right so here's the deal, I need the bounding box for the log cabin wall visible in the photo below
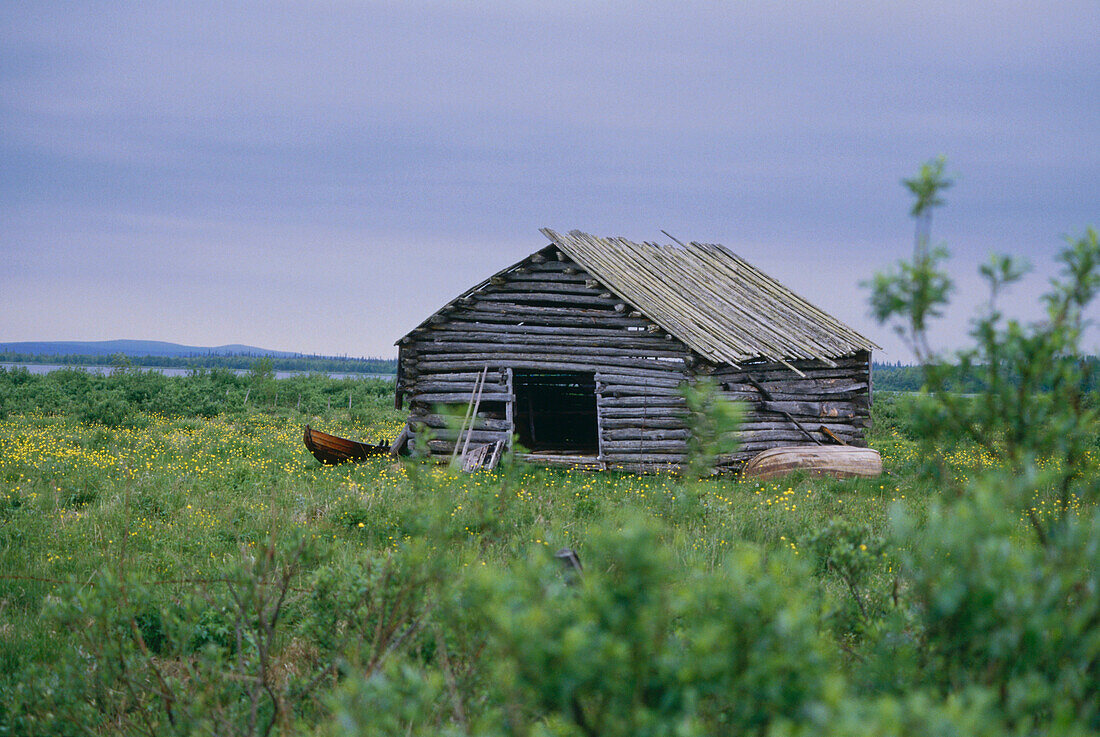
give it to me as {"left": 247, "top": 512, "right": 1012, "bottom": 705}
{"left": 710, "top": 350, "right": 871, "bottom": 469}
{"left": 397, "top": 245, "right": 873, "bottom": 472}
{"left": 399, "top": 246, "right": 693, "bottom": 467}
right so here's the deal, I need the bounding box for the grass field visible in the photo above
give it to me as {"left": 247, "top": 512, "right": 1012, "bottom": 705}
{"left": 1, "top": 384, "right": 1096, "bottom": 735}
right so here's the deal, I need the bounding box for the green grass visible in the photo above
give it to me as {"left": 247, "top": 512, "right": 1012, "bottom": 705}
{"left": 0, "top": 393, "right": 1094, "bottom": 735}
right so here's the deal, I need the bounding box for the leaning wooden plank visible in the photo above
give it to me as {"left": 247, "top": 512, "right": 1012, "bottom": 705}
{"left": 461, "top": 441, "right": 502, "bottom": 472}
{"left": 486, "top": 439, "right": 505, "bottom": 470}
{"left": 453, "top": 366, "right": 487, "bottom": 464}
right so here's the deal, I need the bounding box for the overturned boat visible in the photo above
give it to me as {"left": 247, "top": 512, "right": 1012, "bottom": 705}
{"left": 742, "top": 445, "right": 882, "bottom": 481}
{"left": 303, "top": 425, "right": 389, "bottom": 465}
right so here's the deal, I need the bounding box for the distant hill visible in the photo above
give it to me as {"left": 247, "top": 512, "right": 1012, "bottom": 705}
{"left": 0, "top": 340, "right": 301, "bottom": 358}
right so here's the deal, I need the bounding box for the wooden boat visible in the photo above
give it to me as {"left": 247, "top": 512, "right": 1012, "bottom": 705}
{"left": 742, "top": 445, "right": 882, "bottom": 481}
{"left": 303, "top": 425, "right": 390, "bottom": 465}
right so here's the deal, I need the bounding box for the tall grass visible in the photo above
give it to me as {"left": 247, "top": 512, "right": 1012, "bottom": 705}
{"left": 0, "top": 385, "right": 1095, "bottom": 735}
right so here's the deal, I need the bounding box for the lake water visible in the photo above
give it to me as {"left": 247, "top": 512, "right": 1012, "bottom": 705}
{"left": 0, "top": 363, "right": 395, "bottom": 381}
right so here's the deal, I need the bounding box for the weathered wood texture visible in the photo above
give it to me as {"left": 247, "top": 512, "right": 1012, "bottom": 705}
{"left": 742, "top": 445, "right": 882, "bottom": 480}
{"left": 398, "top": 246, "right": 873, "bottom": 469}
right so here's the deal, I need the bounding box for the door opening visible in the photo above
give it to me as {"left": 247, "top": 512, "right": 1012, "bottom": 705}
{"left": 513, "top": 370, "right": 598, "bottom": 454}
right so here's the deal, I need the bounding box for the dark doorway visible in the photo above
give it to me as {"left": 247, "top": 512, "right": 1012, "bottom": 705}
{"left": 513, "top": 370, "right": 599, "bottom": 454}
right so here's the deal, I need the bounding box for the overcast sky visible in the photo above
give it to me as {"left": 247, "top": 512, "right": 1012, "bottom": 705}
{"left": 2, "top": 1, "right": 1098, "bottom": 360}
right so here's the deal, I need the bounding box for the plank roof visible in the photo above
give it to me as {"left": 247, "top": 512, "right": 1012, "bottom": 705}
{"left": 400, "top": 229, "right": 878, "bottom": 368}
{"left": 543, "top": 230, "right": 877, "bottom": 367}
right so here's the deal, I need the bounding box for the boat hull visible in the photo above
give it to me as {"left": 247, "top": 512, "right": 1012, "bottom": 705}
{"left": 303, "top": 425, "right": 389, "bottom": 465}
{"left": 742, "top": 445, "right": 882, "bottom": 480}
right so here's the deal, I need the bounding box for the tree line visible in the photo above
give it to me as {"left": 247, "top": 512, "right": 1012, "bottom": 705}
{"left": 0, "top": 351, "right": 397, "bottom": 375}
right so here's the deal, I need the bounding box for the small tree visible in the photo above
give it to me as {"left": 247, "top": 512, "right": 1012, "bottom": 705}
{"left": 867, "top": 158, "right": 1099, "bottom": 542}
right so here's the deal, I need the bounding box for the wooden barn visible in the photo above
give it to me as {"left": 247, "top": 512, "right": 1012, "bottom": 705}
{"left": 393, "top": 229, "right": 879, "bottom": 472}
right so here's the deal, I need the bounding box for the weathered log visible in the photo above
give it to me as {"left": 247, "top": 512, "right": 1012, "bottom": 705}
{"left": 415, "top": 355, "right": 685, "bottom": 375}
{"left": 412, "top": 413, "right": 513, "bottom": 432}
{"left": 425, "top": 321, "right": 677, "bottom": 340}
{"left": 473, "top": 292, "right": 622, "bottom": 308}
{"left": 601, "top": 439, "right": 686, "bottom": 451}
{"left": 602, "top": 452, "right": 687, "bottom": 463}
{"left": 456, "top": 301, "right": 625, "bottom": 318}
{"left": 516, "top": 453, "right": 606, "bottom": 470}
{"left": 602, "top": 428, "right": 691, "bottom": 441}
{"left": 487, "top": 280, "right": 600, "bottom": 294}
{"left": 408, "top": 370, "right": 507, "bottom": 384}
{"left": 597, "top": 384, "right": 683, "bottom": 398}
{"left": 448, "top": 310, "right": 653, "bottom": 329}
{"left": 603, "top": 461, "right": 685, "bottom": 473}
{"left": 759, "top": 400, "right": 860, "bottom": 419}
{"left": 721, "top": 382, "right": 868, "bottom": 397}
{"left": 736, "top": 419, "right": 861, "bottom": 435}
{"left": 423, "top": 333, "right": 685, "bottom": 353}
{"left": 501, "top": 274, "right": 592, "bottom": 286}
{"left": 410, "top": 391, "right": 514, "bottom": 404}
{"left": 599, "top": 396, "right": 689, "bottom": 408}
{"left": 417, "top": 342, "right": 689, "bottom": 360}
{"left": 601, "top": 417, "right": 686, "bottom": 430}
{"left": 409, "top": 382, "right": 496, "bottom": 397}
{"left": 421, "top": 427, "right": 511, "bottom": 443}
{"left": 518, "top": 259, "right": 581, "bottom": 273}
{"left": 721, "top": 390, "right": 867, "bottom": 403}
{"left": 597, "top": 372, "right": 685, "bottom": 388}
{"left": 734, "top": 428, "right": 833, "bottom": 443}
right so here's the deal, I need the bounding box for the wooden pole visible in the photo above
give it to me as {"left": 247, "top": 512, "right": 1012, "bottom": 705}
{"left": 453, "top": 366, "right": 488, "bottom": 463}
{"left": 461, "top": 373, "right": 488, "bottom": 461}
